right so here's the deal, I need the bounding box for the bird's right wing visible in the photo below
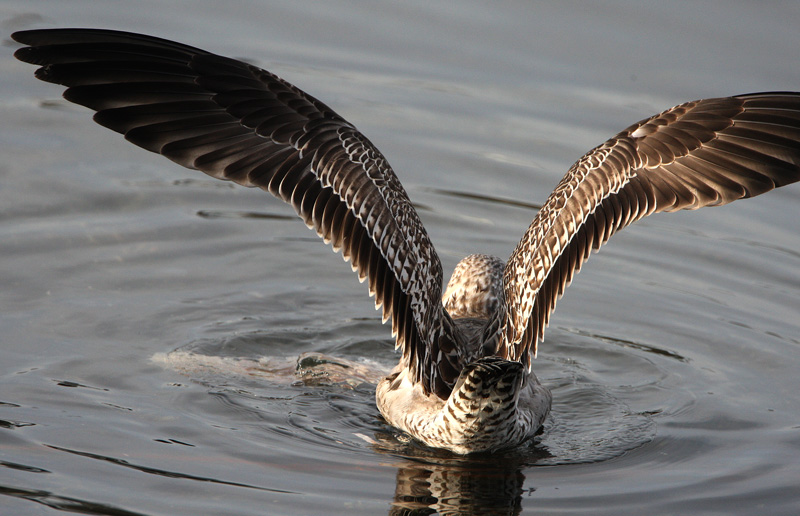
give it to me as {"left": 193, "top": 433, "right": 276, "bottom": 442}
{"left": 493, "top": 93, "right": 800, "bottom": 365}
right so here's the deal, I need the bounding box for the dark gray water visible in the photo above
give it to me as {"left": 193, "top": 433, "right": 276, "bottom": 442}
{"left": 2, "top": 1, "right": 799, "bottom": 514}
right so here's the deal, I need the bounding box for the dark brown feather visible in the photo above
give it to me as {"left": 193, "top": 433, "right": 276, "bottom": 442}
{"left": 13, "top": 28, "right": 458, "bottom": 397}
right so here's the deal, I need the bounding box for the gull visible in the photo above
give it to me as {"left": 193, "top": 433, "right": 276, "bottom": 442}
{"left": 13, "top": 29, "right": 800, "bottom": 454}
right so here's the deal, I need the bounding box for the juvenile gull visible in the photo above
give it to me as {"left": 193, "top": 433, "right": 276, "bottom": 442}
{"left": 13, "top": 29, "right": 800, "bottom": 454}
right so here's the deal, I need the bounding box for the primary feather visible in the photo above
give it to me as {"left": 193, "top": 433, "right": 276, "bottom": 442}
{"left": 14, "top": 29, "right": 800, "bottom": 453}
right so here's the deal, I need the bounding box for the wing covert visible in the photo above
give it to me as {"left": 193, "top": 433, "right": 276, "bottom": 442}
{"left": 13, "top": 28, "right": 461, "bottom": 396}
{"left": 496, "top": 93, "right": 800, "bottom": 365}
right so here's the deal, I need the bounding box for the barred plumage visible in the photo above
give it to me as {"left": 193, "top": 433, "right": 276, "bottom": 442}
{"left": 14, "top": 29, "right": 800, "bottom": 454}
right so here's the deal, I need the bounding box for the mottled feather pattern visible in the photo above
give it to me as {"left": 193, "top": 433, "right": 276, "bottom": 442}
{"left": 497, "top": 95, "right": 800, "bottom": 366}
{"left": 14, "top": 29, "right": 800, "bottom": 454}
{"left": 12, "top": 28, "right": 455, "bottom": 396}
{"left": 442, "top": 254, "right": 505, "bottom": 319}
{"left": 378, "top": 355, "right": 547, "bottom": 454}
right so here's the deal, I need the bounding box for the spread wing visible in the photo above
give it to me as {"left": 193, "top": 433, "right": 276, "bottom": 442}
{"left": 496, "top": 93, "right": 800, "bottom": 365}
{"left": 12, "top": 28, "right": 462, "bottom": 396}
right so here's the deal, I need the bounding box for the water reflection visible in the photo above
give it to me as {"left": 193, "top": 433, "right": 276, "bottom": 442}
{"left": 156, "top": 349, "right": 545, "bottom": 514}
{"left": 0, "top": 485, "right": 147, "bottom": 516}
{"left": 388, "top": 459, "right": 527, "bottom": 515}
{"left": 371, "top": 434, "right": 550, "bottom": 516}
{"left": 157, "top": 342, "right": 658, "bottom": 463}
{"left": 196, "top": 209, "right": 295, "bottom": 221}
{"left": 426, "top": 187, "right": 543, "bottom": 211}
{"left": 564, "top": 328, "right": 688, "bottom": 362}
{"left": 46, "top": 444, "right": 291, "bottom": 493}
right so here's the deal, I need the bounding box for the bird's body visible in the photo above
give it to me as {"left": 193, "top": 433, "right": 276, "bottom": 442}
{"left": 13, "top": 28, "right": 800, "bottom": 454}
{"left": 377, "top": 352, "right": 552, "bottom": 454}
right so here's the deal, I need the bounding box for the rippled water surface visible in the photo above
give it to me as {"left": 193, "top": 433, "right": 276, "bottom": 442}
{"left": 2, "top": 1, "right": 800, "bottom": 514}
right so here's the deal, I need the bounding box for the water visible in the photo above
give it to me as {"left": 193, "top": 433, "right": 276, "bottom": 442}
{"left": 2, "top": 1, "right": 799, "bottom": 514}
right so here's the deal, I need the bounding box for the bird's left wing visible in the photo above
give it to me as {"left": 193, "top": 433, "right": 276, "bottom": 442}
{"left": 12, "top": 28, "right": 462, "bottom": 396}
